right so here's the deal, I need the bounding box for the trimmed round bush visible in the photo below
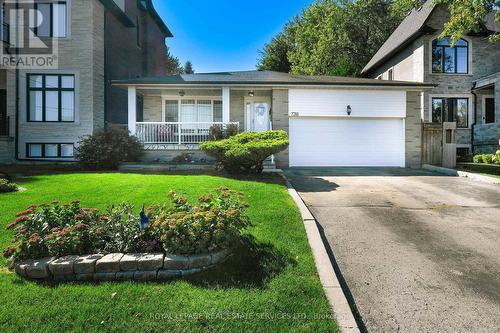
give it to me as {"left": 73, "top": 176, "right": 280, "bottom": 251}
{"left": 200, "top": 130, "right": 289, "bottom": 174}
{"left": 75, "top": 128, "right": 143, "bottom": 170}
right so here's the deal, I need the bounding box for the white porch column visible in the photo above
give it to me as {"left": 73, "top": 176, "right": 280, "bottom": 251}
{"left": 222, "top": 87, "right": 230, "bottom": 123}
{"left": 128, "top": 86, "right": 137, "bottom": 135}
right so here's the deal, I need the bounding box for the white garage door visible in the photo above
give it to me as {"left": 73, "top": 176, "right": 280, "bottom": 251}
{"left": 289, "top": 117, "right": 405, "bottom": 167}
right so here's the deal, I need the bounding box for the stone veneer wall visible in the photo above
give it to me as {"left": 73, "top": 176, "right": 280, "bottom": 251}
{"left": 405, "top": 91, "right": 423, "bottom": 168}
{"left": 271, "top": 89, "right": 290, "bottom": 168}
{"left": 15, "top": 250, "right": 231, "bottom": 282}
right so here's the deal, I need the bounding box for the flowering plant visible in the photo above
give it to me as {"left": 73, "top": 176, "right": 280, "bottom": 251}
{"left": 148, "top": 187, "right": 250, "bottom": 255}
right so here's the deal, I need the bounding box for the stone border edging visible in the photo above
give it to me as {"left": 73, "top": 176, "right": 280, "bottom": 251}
{"left": 281, "top": 174, "right": 360, "bottom": 333}
{"left": 14, "top": 249, "right": 231, "bottom": 282}
{"left": 423, "top": 164, "right": 500, "bottom": 186}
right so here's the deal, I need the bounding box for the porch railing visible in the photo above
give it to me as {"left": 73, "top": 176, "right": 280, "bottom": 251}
{"left": 136, "top": 122, "right": 239, "bottom": 144}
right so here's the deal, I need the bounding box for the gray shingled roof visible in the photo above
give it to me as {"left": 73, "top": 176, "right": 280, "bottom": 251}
{"left": 362, "top": 0, "right": 436, "bottom": 75}
{"left": 113, "top": 70, "right": 435, "bottom": 87}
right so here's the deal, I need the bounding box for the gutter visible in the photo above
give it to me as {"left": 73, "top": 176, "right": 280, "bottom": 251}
{"left": 14, "top": 0, "right": 19, "bottom": 161}
{"left": 112, "top": 82, "right": 437, "bottom": 90}
{"left": 471, "top": 85, "right": 477, "bottom": 154}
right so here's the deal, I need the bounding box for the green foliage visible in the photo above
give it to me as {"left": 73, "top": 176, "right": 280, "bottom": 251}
{"left": 258, "top": 27, "right": 295, "bottom": 72}
{"left": 434, "top": 0, "right": 499, "bottom": 44}
{"left": 171, "top": 153, "right": 193, "bottom": 163}
{"left": 473, "top": 154, "right": 484, "bottom": 163}
{"left": 258, "top": 0, "right": 401, "bottom": 76}
{"left": 165, "top": 45, "right": 183, "bottom": 75}
{"left": 183, "top": 60, "right": 195, "bottom": 74}
{"left": 208, "top": 124, "right": 240, "bottom": 141}
{"left": 3, "top": 201, "right": 100, "bottom": 261}
{"left": 494, "top": 151, "right": 500, "bottom": 165}
{"left": 472, "top": 151, "right": 500, "bottom": 165}
{"left": 3, "top": 187, "right": 251, "bottom": 261}
{"left": 390, "top": 0, "right": 426, "bottom": 20}
{"left": 148, "top": 187, "right": 250, "bottom": 255}
{"left": 89, "top": 203, "right": 158, "bottom": 254}
{"left": 0, "top": 179, "right": 17, "bottom": 193}
{"left": 75, "top": 127, "right": 143, "bottom": 170}
{"left": 200, "top": 130, "right": 289, "bottom": 174}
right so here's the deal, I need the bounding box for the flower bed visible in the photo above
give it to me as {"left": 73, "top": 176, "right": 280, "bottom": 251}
{"left": 4, "top": 187, "right": 248, "bottom": 281}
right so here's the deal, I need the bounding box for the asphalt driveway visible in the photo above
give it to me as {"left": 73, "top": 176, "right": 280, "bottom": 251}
{"left": 285, "top": 167, "right": 500, "bottom": 333}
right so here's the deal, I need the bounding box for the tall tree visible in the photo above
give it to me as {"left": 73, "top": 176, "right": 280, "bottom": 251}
{"left": 259, "top": 0, "right": 400, "bottom": 77}
{"left": 391, "top": 0, "right": 499, "bottom": 43}
{"left": 183, "top": 61, "right": 195, "bottom": 74}
{"left": 434, "top": 0, "right": 499, "bottom": 43}
{"left": 165, "top": 46, "right": 183, "bottom": 75}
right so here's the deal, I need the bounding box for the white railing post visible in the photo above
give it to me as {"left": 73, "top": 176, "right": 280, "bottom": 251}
{"left": 222, "top": 87, "right": 230, "bottom": 123}
{"left": 128, "top": 86, "right": 137, "bottom": 135}
{"left": 178, "top": 122, "right": 182, "bottom": 145}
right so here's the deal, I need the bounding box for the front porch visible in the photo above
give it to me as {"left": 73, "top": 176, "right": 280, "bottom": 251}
{"left": 126, "top": 86, "right": 273, "bottom": 149}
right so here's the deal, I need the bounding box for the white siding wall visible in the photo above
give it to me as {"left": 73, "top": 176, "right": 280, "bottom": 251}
{"left": 288, "top": 89, "right": 407, "bottom": 118}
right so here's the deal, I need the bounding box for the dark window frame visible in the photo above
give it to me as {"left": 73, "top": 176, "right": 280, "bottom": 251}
{"left": 27, "top": 73, "right": 75, "bottom": 122}
{"left": 388, "top": 68, "right": 394, "bottom": 81}
{"left": 432, "top": 37, "right": 469, "bottom": 74}
{"left": 26, "top": 142, "right": 74, "bottom": 158}
{"left": 432, "top": 97, "right": 469, "bottom": 128}
{"left": 484, "top": 97, "right": 495, "bottom": 124}
{"left": 34, "top": 1, "right": 68, "bottom": 38}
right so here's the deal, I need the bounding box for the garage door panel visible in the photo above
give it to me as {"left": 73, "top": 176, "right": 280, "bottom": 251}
{"left": 290, "top": 118, "right": 404, "bottom": 167}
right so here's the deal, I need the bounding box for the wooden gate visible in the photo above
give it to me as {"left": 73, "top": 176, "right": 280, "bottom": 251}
{"left": 422, "top": 123, "right": 442, "bottom": 166}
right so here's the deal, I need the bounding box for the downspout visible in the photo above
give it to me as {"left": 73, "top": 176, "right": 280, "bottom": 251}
{"left": 14, "top": 0, "right": 19, "bottom": 161}
{"left": 471, "top": 85, "right": 477, "bottom": 155}
{"left": 103, "top": 10, "right": 108, "bottom": 128}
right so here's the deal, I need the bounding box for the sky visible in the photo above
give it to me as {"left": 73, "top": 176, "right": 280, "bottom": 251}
{"left": 152, "top": 0, "right": 314, "bottom": 73}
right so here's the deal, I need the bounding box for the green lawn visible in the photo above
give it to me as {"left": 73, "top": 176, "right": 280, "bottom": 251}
{"left": 0, "top": 173, "right": 338, "bottom": 333}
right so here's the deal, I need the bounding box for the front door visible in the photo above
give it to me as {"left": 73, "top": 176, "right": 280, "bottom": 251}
{"left": 485, "top": 97, "right": 495, "bottom": 124}
{"left": 245, "top": 98, "right": 270, "bottom": 132}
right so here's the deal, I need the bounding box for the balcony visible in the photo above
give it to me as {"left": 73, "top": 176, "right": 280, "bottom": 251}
{"left": 136, "top": 122, "right": 239, "bottom": 145}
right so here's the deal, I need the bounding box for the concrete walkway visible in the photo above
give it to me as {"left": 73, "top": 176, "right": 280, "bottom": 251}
{"left": 285, "top": 167, "right": 500, "bottom": 333}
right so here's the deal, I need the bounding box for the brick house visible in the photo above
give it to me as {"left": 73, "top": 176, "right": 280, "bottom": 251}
{"left": 362, "top": 0, "right": 500, "bottom": 158}
{"left": 0, "top": 0, "right": 172, "bottom": 163}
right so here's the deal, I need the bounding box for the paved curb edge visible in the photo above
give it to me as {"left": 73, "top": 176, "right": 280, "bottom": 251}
{"left": 282, "top": 175, "right": 360, "bottom": 333}
{"left": 422, "top": 164, "right": 500, "bottom": 186}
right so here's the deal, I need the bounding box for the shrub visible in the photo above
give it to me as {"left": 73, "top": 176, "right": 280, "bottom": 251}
{"left": 4, "top": 201, "right": 100, "bottom": 261}
{"left": 472, "top": 154, "right": 483, "bottom": 164}
{"left": 3, "top": 188, "right": 250, "bottom": 262}
{"left": 89, "top": 203, "right": 158, "bottom": 254}
{"left": 200, "top": 130, "right": 289, "bottom": 174}
{"left": 482, "top": 154, "right": 493, "bottom": 164}
{"left": 493, "top": 151, "right": 500, "bottom": 165}
{"left": 75, "top": 128, "right": 143, "bottom": 170}
{"left": 171, "top": 153, "right": 193, "bottom": 163}
{"left": 208, "top": 124, "right": 240, "bottom": 141}
{"left": 148, "top": 187, "right": 250, "bottom": 255}
{"left": 0, "top": 179, "right": 17, "bottom": 193}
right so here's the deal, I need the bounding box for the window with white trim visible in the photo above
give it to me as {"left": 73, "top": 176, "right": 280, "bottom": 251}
{"left": 27, "top": 74, "right": 75, "bottom": 122}
{"left": 34, "top": 1, "right": 68, "bottom": 38}
{"left": 164, "top": 99, "right": 223, "bottom": 122}
{"left": 27, "top": 143, "right": 74, "bottom": 158}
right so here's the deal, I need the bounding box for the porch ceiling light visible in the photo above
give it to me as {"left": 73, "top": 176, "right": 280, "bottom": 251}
{"left": 347, "top": 105, "right": 352, "bottom": 116}
{"left": 248, "top": 90, "right": 255, "bottom": 97}
{"left": 179, "top": 90, "right": 185, "bottom": 97}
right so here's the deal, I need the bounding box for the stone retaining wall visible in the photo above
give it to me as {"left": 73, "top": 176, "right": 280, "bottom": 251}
{"left": 14, "top": 250, "right": 231, "bottom": 282}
